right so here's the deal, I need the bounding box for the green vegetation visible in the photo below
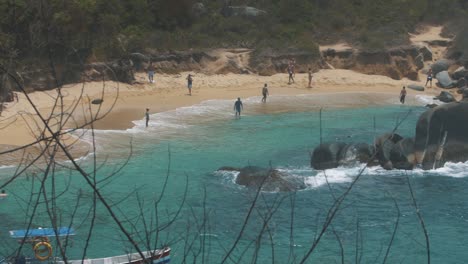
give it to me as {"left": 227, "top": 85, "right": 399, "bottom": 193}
{"left": 0, "top": 0, "right": 467, "bottom": 64}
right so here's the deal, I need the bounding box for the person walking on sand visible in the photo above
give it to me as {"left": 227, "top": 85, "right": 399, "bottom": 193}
{"left": 145, "top": 108, "right": 150, "bottom": 127}
{"left": 262, "top": 83, "right": 269, "bottom": 103}
{"left": 234, "top": 97, "right": 243, "bottom": 118}
{"left": 147, "top": 62, "right": 155, "bottom": 83}
{"left": 287, "top": 64, "right": 294, "bottom": 84}
{"left": 308, "top": 68, "right": 313, "bottom": 88}
{"left": 186, "top": 74, "right": 193, "bottom": 95}
{"left": 292, "top": 59, "right": 296, "bottom": 77}
{"left": 400, "top": 86, "right": 407, "bottom": 104}
{"left": 425, "top": 68, "right": 433, "bottom": 87}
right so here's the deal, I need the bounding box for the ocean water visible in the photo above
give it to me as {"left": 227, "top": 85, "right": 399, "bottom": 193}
{"left": 1, "top": 94, "right": 468, "bottom": 263}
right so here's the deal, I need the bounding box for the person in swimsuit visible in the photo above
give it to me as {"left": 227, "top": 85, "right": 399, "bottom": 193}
{"left": 400, "top": 86, "right": 407, "bottom": 104}
{"left": 308, "top": 68, "right": 313, "bottom": 88}
{"left": 425, "top": 68, "right": 433, "bottom": 87}
{"left": 262, "top": 83, "right": 269, "bottom": 103}
{"left": 186, "top": 74, "right": 193, "bottom": 95}
{"left": 145, "top": 108, "right": 150, "bottom": 127}
{"left": 234, "top": 97, "right": 243, "bottom": 118}
{"left": 147, "top": 62, "right": 155, "bottom": 83}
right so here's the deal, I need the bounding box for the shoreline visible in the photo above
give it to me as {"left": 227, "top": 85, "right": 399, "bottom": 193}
{"left": 0, "top": 69, "right": 450, "bottom": 154}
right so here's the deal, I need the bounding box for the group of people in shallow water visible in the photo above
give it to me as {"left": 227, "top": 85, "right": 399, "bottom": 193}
{"left": 143, "top": 58, "right": 317, "bottom": 125}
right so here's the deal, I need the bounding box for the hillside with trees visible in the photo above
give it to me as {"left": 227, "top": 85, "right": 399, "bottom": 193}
{"left": 1, "top": 0, "right": 467, "bottom": 60}
{"left": 0, "top": 0, "right": 467, "bottom": 95}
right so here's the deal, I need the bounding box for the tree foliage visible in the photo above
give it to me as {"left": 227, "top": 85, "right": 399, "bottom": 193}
{"left": 0, "top": 0, "right": 467, "bottom": 64}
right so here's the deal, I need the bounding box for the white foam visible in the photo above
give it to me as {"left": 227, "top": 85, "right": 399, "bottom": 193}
{"left": 430, "top": 161, "right": 468, "bottom": 178}
{"left": 304, "top": 166, "right": 361, "bottom": 188}
{"left": 414, "top": 94, "right": 443, "bottom": 106}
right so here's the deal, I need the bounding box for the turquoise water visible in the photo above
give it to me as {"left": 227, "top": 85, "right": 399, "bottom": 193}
{"left": 1, "top": 95, "right": 468, "bottom": 263}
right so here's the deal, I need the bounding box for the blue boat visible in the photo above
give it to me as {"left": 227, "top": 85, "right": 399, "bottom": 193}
{"left": 2, "top": 228, "right": 170, "bottom": 264}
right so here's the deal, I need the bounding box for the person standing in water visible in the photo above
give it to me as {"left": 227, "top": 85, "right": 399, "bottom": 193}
{"left": 186, "top": 74, "right": 193, "bottom": 95}
{"left": 234, "top": 97, "right": 243, "bottom": 118}
{"left": 400, "top": 86, "right": 407, "bottom": 104}
{"left": 308, "top": 68, "right": 313, "bottom": 88}
{"left": 425, "top": 68, "right": 433, "bottom": 87}
{"left": 145, "top": 108, "right": 150, "bottom": 127}
{"left": 262, "top": 83, "right": 269, "bottom": 103}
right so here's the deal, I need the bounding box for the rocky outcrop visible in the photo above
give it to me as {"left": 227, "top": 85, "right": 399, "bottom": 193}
{"left": 82, "top": 58, "right": 135, "bottom": 84}
{"left": 435, "top": 71, "right": 456, "bottom": 88}
{"left": 251, "top": 48, "right": 322, "bottom": 76}
{"left": 434, "top": 91, "right": 455, "bottom": 103}
{"left": 321, "top": 45, "right": 428, "bottom": 80}
{"left": 311, "top": 102, "right": 468, "bottom": 170}
{"left": 431, "top": 59, "right": 451, "bottom": 75}
{"left": 310, "top": 142, "right": 376, "bottom": 170}
{"left": 217, "top": 166, "right": 306, "bottom": 192}
{"left": 414, "top": 101, "right": 468, "bottom": 169}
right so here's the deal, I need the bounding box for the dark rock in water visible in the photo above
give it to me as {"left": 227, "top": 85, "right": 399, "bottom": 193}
{"left": 431, "top": 59, "right": 451, "bottom": 75}
{"left": 337, "top": 143, "right": 375, "bottom": 166}
{"left": 389, "top": 137, "right": 415, "bottom": 170}
{"left": 408, "top": 84, "right": 425, "bottom": 91}
{"left": 425, "top": 103, "right": 438, "bottom": 108}
{"left": 218, "top": 166, "right": 306, "bottom": 192}
{"left": 434, "top": 91, "right": 455, "bottom": 103}
{"left": 91, "top": 98, "right": 103, "bottom": 105}
{"left": 374, "top": 133, "right": 404, "bottom": 170}
{"left": 310, "top": 142, "right": 375, "bottom": 170}
{"left": 414, "top": 102, "right": 468, "bottom": 169}
{"left": 436, "top": 71, "right": 455, "bottom": 88}
{"left": 311, "top": 142, "right": 347, "bottom": 170}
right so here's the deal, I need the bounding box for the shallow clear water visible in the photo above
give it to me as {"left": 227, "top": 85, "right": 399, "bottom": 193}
{"left": 1, "top": 95, "right": 468, "bottom": 263}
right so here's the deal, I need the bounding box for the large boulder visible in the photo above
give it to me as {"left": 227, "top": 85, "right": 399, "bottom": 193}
{"left": 311, "top": 142, "right": 375, "bottom": 170}
{"left": 415, "top": 53, "right": 425, "bottom": 69}
{"left": 374, "top": 133, "right": 404, "bottom": 170}
{"left": 218, "top": 166, "right": 306, "bottom": 192}
{"left": 431, "top": 59, "right": 451, "bottom": 75}
{"left": 414, "top": 102, "right": 468, "bottom": 169}
{"left": 408, "top": 84, "right": 425, "bottom": 91}
{"left": 129, "top": 53, "right": 150, "bottom": 71}
{"left": 434, "top": 91, "right": 456, "bottom": 103}
{"left": 456, "top": 77, "right": 467, "bottom": 88}
{"left": 418, "top": 45, "right": 433, "bottom": 61}
{"left": 452, "top": 66, "right": 467, "bottom": 80}
{"left": 311, "top": 142, "right": 347, "bottom": 170}
{"left": 436, "top": 71, "right": 456, "bottom": 88}
{"left": 389, "top": 137, "right": 415, "bottom": 170}
{"left": 337, "top": 143, "right": 375, "bottom": 166}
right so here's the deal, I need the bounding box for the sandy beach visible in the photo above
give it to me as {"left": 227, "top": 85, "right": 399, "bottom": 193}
{"left": 0, "top": 68, "right": 448, "bottom": 151}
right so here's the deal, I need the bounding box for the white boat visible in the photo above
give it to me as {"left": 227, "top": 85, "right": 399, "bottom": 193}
{"left": 2, "top": 227, "right": 171, "bottom": 264}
